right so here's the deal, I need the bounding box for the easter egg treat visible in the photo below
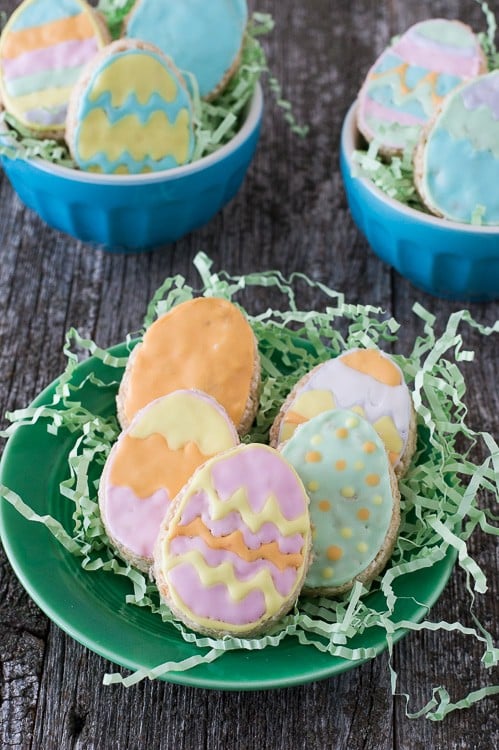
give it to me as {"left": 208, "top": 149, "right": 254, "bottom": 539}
{"left": 414, "top": 70, "right": 499, "bottom": 225}
{"left": 66, "top": 39, "right": 195, "bottom": 174}
{"left": 99, "top": 389, "right": 239, "bottom": 572}
{"left": 357, "top": 18, "right": 486, "bottom": 156}
{"left": 0, "top": 0, "right": 109, "bottom": 137}
{"left": 281, "top": 409, "right": 400, "bottom": 597}
{"left": 270, "top": 348, "right": 416, "bottom": 477}
{"left": 153, "top": 443, "right": 312, "bottom": 637}
{"left": 117, "top": 296, "right": 261, "bottom": 436}
{"left": 124, "top": 0, "right": 248, "bottom": 100}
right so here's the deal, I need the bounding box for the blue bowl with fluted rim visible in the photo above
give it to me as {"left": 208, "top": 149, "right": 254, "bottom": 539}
{"left": 0, "top": 84, "right": 263, "bottom": 253}
{"left": 340, "top": 102, "right": 499, "bottom": 302}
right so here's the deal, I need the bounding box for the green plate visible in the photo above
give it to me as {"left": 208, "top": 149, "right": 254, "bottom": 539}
{"left": 0, "top": 343, "right": 457, "bottom": 690}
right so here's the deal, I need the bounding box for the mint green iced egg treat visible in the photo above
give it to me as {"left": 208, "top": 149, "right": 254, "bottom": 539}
{"left": 281, "top": 409, "right": 400, "bottom": 596}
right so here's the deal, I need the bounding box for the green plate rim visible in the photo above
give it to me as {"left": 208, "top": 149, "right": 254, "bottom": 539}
{"left": 0, "top": 342, "right": 458, "bottom": 691}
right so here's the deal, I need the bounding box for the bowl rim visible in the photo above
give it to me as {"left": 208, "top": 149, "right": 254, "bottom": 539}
{"left": 0, "top": 83, "right": 263, "bottom": 185}
{"left": 341, "top": 100, "right": 499, "bottom": 235}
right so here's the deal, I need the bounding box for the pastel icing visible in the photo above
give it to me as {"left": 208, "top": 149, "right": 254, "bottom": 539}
{"left": 357, "top": 19, "right": 484, "bottom": 152}
{"left": 121, "top": 297, "right": 257, "bottom": 431}
{"left": 101, "top": 389, "right": 239, "bottom": 561}
{"left": 126, "top": 0, "right": 248, "bottom": 98}
{"left": 0, "top": 0, "right": 106, "bottom": 133}
{"left": 418, "top": 70, "right": 499, "bottom": 225}
{"left": 277, "top": 349, "right": 412, "bottom": 469}
{"left": 281, "top": 409, "right": 396, "bottom": 590}
{"left": 155, "top": 444, "right": 311, "bottom": 633}
{"left": 72, "top": 46, "right": 194, "bottom": 174}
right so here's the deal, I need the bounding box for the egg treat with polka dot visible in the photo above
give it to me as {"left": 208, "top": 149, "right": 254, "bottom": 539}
{"left": 99, "top": 389, "right": 239, "bottom": 572}
{"left": 270, "top": 348, "right": 416, "bottom": 477}
{"left": 0, "top": 0, "right": 109, "bottom": 138}
{"left": 281, "top": 409, "right": 400, "bottom": 597}
{"left": 153, "top": 444, "right": 311, "bottom": 637}
{"left": 117, "top": 297, "right": 260, "bottom": 436}
{"left": 124, "top": 0, "right": 248, "bottom": 100}
{"left": 414, "top": 70, "right": 499, "bottom": 225}
{"left": 357, "top": 19, "right": 486, "bottom": 156}
{"left": 66, "top": 39, "right": 195, "bottom": 174}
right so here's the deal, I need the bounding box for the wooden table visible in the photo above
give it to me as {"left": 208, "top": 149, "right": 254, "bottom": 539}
{"left": 1, "top": 1, "right": 498, "bottom": 747}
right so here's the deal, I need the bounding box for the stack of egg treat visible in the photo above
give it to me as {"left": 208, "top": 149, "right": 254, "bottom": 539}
{"left": 0, "top": 0, "right": 249, "bottom": 175}
{"left": 99, "top": 295, "right": 416, "bottom": 637}
{"left": 356, "top": 16, "right": 499, "bottom": 225}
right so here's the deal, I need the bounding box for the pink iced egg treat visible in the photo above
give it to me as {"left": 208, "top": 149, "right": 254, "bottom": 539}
{"left": 99, "top": 389, "right": 239, "bottom": 572}
{"left": 153, "top": 444, "right": 312, "bottom": 636}
{"left": 357, "top": 18, "right": 486, "bottom": 154}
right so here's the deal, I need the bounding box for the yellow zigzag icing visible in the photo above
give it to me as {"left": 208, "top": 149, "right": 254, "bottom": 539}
{"left": 89, "top": 54, "right": 178, "bottom": 107}
{"left": 184, "top": 477, "right": 309, "bottom": 536}
{"left": 77, "top": 107, "right": 191, "bottom": 164}
{"left": 165, "top": 549, "right": 287, "bottom": 612}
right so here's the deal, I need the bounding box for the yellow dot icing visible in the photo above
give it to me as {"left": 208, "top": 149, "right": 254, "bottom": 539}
{"left": 341, "top": 527, "right": 353, "bottom": 539}
{"left": 341, "top": 486, "right": 355, "bottom": 499}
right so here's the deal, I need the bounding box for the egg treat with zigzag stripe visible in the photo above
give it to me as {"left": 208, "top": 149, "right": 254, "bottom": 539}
{"left": 99, "top": 390, "right": 239, "bottom": 572}
{"left": 66, "top": 39, "right": 195, "bottom": 174}
{"left": 357, "top": 19, "right": 486, "bottom": 156}
{"left": 117, "top": 297, "right": 261, "bottom": 437}
{"left": 0, "top": 0, "right": 109, "bottom": 138}
{"left": 281, "top": 409, "right": 400, "bottom": 597}
{"left": 153, "top": 444, "right": 312, "bottom": 637}
{"left": 124, "top": 0, "right": 248, "bottom": 100}
{"left": 270, "top": 348, "right": 416, "bottom": 477}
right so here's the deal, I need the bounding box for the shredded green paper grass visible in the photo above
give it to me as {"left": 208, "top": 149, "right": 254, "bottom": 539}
{"left": 1, "top": 253, "right": 498, "bottom": 719}
{"left": 351, "top": 1, "right": 499, "bottom": 216}
{"left": 0, "top": 4, "right": 306, "bottom": 167}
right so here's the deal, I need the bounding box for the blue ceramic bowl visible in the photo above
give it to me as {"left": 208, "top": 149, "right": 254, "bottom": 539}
{"left": 340, "top": 102, "right": 499, "bottom": 302}
{"left": 0, "top": 85, "right": 263, "bottom": 253}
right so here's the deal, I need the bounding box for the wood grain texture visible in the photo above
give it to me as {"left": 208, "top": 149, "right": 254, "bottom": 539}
{"left": 0, "top": 1, "right": 497, "bottom": 748}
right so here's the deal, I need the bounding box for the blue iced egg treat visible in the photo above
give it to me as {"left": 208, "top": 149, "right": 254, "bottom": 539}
{"left": 125, "top": 0, "right": 248, "bottom": 99}
{"left": 415, "top": 70, "right": 499, "bottom": 225}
